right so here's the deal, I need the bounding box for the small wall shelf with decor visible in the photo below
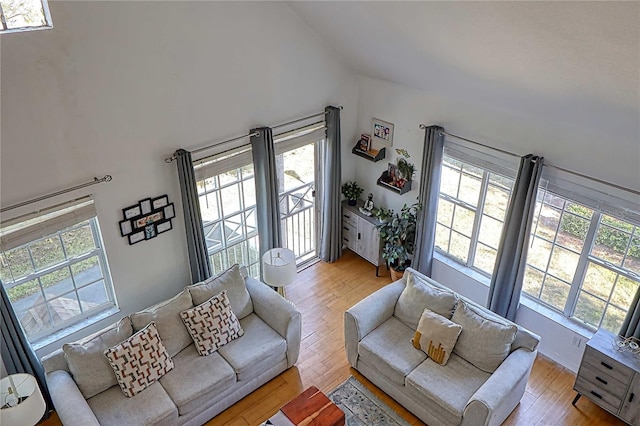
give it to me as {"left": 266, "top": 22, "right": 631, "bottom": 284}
{"left": 377, "top": 170, "right": 412, "bottom": 195}
{"left": 352, "top": 142, "right": 385, "bottom": 162}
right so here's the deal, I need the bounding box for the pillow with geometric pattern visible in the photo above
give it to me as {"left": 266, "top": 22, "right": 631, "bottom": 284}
{"left": 103, "top": 322, "right": 174, "bottom": 397}
{"left": 180, "top": 290, "right": 244, "bottom": 356}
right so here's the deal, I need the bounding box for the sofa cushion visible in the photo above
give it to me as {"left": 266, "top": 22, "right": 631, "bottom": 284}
{"left": 358, "top": 316, "right": 427, "bottom": 386}
{"left": 217, "top": 313, "right": 287, "bottom": 381}
{"left": 62, "top": 317, "right": 133, "bottom": 399}
{"left": 394, "top": 273, "right": 458, "bottom": 329}
{"left": 406, "top": 354, "right": 491, "bottom": 423}
{"left": 87, "top": 382, "right": 178, "bottom": 426}
{"left": 159, "top": 344, "right": 236, "bottom": 416}
{"left": 180, "top": 290, "right": 244, "bottom": 356}
{"left": 451, "top": 300, "right": 517, "bottom": 373}
{"left": 412, "top": 308, "right": 462, "bottom": 366}
{"left": 187, "top": 264, "right": 253, "bottom": 319}
{"left": 104, "top": 322, "right": 174, "bottom": 397}
{"left": 130, "top": 290, "right": 194, "bottom": 357}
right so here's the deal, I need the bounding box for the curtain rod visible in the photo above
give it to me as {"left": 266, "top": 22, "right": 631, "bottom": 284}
{"left": 0, "top": 175, "right": 113, "bottom": 214}
{"left": 419, "top": 124, "right": 640, "bottom": 197}
{"left": 165, "top": 106, "right": 343, "bottom": 163}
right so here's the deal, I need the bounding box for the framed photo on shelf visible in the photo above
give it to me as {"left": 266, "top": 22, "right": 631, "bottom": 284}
{"left": 358, "top": 134, "right": 371, "bottom": 152}
{"left": 372, "top": 118, "right": 394, "bottom": 147}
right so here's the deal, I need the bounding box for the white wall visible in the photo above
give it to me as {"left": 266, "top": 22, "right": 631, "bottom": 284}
{"left": 1, "top": 1, "right": 358, "bottom": 357}
{"left": 354, "top": 75, "right": 639, "bottom": 372}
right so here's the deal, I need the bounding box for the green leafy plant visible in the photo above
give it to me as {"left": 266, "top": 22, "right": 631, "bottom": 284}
{"left": 341, "top": 181, "right": 364, "bottom": 202}
{"left": 373, "top": 207, "right": 394, "bottom": 223}
{"left": 397, "top": 158, "right": 416, "bottom": 181}
{"left": 378, "top": 202, "right": 422, "bottom": 271}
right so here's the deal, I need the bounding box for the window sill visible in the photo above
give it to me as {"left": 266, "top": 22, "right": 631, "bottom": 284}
{"left": 433, "top": 252, "right": 594, "bottom": 340}
{"left": 31, "top": 306, "right": 121, "bottom": 351}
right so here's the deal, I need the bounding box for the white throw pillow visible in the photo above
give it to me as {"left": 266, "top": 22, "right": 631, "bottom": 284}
{"left": 412, "top": 308, "right": 462, "bottom": 366}
{"left": 187, "top": 264, "right": 253, "bottom": 319}
{"left": 394, "top": 273, "right": 458, "bottom": 329}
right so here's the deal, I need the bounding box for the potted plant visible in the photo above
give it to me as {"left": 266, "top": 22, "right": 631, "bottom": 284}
{"left": 373, "top": 207, "right": 394, "bottom": 224}
{"left": 341, "top": 181, "right": 364, "bottom": 206}
{"left": 395, "top": 148, "right": 416, "bottom": 189}
{"left": 378, "top": 202, "right": 422, "bottom": 280}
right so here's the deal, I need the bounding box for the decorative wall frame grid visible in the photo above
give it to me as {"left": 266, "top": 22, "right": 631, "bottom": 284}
{"left": 120, "top": 194, "right": 175, "bottom": 244}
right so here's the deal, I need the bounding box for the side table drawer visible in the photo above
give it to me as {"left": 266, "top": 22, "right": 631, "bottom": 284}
{"left": 583, "top": 346, "right": 633, "bottom": 385}
{"left": 578, "top": 361, "right": 628, "bottom": 399}
{"left": 574, "top": 376, "right": 621, "bottom": 415}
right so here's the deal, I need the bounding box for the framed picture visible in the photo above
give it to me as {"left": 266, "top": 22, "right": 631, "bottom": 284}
{"left": 372, "top": 118, "right": 394, "bottom": 147}
{"left": 145, "top": 223, "right": 157, "bottom": 240}
{"left": 134, "top": 211, "right": 163, "bottom": 229}
{"left": 152, "top": 195, "right": 169, "bottom": 210}
{"left": 123, "top": 204, "right": 141, "bottom": 220}
{"left": 119, "top": 220, "right": 133, "bottom": 236}
{"left": 386, "top": 163, "right": 399, "bottom": 184}
{"left": 140, "top": 198, "right": 152, "bottom": 215}
{"left": 129, "top": 231, "right": 145, "bottom": 245}
{"left": 156, "top": 220, "right": 172, "bottom": 234}
{"left": 358, "top": 134, "right": 371, "bottom": 152}
{"left": 164, "top": 203, "right": 175, "bottom": 220}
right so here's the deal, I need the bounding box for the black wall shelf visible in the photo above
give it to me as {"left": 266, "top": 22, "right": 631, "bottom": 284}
{"left": 377, "top": 171, "right": 412, "bottom": 195}
{"left": 352, "top": 142, "right": 385, "bottom": 162}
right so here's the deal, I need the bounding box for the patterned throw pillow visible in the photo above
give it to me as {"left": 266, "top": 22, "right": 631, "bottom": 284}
{"left": 180, "top": 290, "right": 244, "bottom": 356}
{"left": 104, "top": 322, "right": 174, "bottom": 397}
{"left": 412, "top": 308, "right": 462, "bottom": 366}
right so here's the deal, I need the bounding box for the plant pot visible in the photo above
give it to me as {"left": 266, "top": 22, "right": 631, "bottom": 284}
{"left": 389, "top": 264, "right": 404, "bottom": 281}
{"left": 348, "top": 199, "right": 357, "bottom": 206}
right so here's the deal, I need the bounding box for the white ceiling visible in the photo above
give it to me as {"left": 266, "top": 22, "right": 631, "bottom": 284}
{"left": 288, "top": 1, "right": 639, "bottom": 126}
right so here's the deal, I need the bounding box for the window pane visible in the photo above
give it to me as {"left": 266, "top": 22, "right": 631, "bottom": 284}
{"left": 4, "top": 246, "right": 35, "bottom": 280}
{"left": 523, "top": 266, "right": 544, "bottom": 298}
{"left": 527, "top": 238, "right": 553, "bottom": 271}
{"left": 449, "top": 232, "right": 470, "bottom": 263}
{"left": 71, "top": 256, "right": 101, "bottom": 288}
{"left": 0, "top": 254, "right": 13, "bottom": 282}
{"left": 30, "top": 236, "right": 65, "bottom": 271}
{"left": 592, "top": 225, "right": 629, "bottom": 266}
{"left": 484, "top": 184, "right": 510, "bottom": 220}
{"left": 473, "top": 243, "right": 497, "bottom": 275}
{"left": 558, "top": 213, "right": 590, "bottom": 252}
{"left": 243, "top": 177, "right": 256, "bottom": 208}
{"left": 220, "top": 184, "right": 241, "bottom": 216}
{"left": 601, "top": 305, "right": 627, "bottom": 334}
{"left": 441, "top": 166, "right": 460, "bottom": 198}
{"left": 6, "top": 277, "right": 40, "bottom": 305}
{"left": 437, "top": 199, "right": 454, "bottom": 228}
{"left": 78, "top": 280, "right": 108, "bottom": 310}
{"left": 624, "top": 235, "right": 640, "bottom": 275}
{"left": 547, "top": 246, "right": 580, "bottom": 283}
{"left": 19, "top": 302, "right": 53, "bottom": 340}
{"left": 225, "top": 213, "right": 245, "bottom": 245}
{"left": 1, "top": 0, "right": 46, "bottom": 30}
{"left": 219, "top": 169, "right": 239, "bottom": 186}
{"left": 611, "top": 275, "right": 639, "bottom": 309}
{"left": 582, "top": 262, "right": 616, "bottom": 301}
{"left": 200, "top": 192, "right": 221, "bottom": 223}
{"left": 61, "top": 224, "right": 95, "bottom": 258}
{"left": 535, "top": 205, "right": 561, "bottom": 240}
{"left": 435, "top": 224, "right": 450, "bottom": 252}
{"left": 478, "top": 215, "right": 502, "bottom": 249}
{"left": 458, "top": 174, "right": 481, "bottom": 206}
{"left": 540, "top": 276, "right": 570, "bottom": 311}
{"left": 452, "top": 206, "right": 474, "bottom": 236}
{"left": 573, "top": 292, "right": 606, "bottom": 329}
{"left": 42, "top": 267, "right": 73, "bottom": 298}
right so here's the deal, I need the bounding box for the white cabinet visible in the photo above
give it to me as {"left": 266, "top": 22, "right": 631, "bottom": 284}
{"left": 342, "top": 201, "right": 384, "bottom": 275}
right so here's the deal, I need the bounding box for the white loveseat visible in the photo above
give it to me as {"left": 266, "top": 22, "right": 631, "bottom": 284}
{"left": 41, "top": 265, "right": 301, "bottom": 426}
{"left": 344, "top": 268, "right": 540, "bottom": 426}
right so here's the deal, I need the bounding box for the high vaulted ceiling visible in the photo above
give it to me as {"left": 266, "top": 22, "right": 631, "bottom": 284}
{"left": 289, "top": 1, "right": 639, "bottom": 137}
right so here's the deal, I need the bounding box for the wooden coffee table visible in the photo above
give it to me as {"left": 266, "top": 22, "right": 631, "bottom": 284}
{"left": 265, "top": 386, "right": 345, "bottom": 426}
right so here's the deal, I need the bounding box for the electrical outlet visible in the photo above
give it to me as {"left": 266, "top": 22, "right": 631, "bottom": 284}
{"left": 572, "top": 336, "right": 582, "bottom": 348}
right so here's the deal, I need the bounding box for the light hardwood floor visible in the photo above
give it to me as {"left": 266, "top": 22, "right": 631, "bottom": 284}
{"left": 41, "top": 251, "right": 625, "bottom": 426}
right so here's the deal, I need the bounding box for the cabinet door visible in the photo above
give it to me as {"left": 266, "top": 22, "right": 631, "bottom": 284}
{"left": 357, "top": 220, "right": 382, "bottom": 266}
{"left": 620, "top": 374, "right": 640, "bottom": 424}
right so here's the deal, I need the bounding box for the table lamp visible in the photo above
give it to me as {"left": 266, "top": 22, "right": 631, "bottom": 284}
{"left": 262, "top": 248, "right": 297, "bottom": 298}
{"left": 0, "top": 373, "right": 46, "bottom": 426}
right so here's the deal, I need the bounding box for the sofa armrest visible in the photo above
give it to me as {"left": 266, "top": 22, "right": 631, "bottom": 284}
{"left": 463, "top": 348, "right": 537, "bottom": 426}
{"left": 344, "top": 280, "right": 405, "bottom": 368}
{"left": 47, "top": 370, "right": 100, "bottom": 426}
{"left": 246, "top": 277, "right": 302, "bottom": 368}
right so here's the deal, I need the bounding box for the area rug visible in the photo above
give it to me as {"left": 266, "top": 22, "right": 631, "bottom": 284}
{"left": 327, "top": 376, "right": 411, "bottom": 426}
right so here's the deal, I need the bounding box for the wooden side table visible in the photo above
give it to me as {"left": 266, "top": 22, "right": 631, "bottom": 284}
{"left": 268, "top": 386, "right": 345, "bottom": 426}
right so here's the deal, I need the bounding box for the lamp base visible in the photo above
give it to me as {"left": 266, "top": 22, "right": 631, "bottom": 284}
{"left": 277, "top": 287, "right": 286, "bottom": 298}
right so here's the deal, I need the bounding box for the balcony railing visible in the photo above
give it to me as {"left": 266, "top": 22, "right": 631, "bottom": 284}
{"left": 279, "top": 182, "right": 316, "bottom": 265}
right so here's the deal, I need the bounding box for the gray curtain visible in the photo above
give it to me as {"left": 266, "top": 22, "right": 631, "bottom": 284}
{"left": 412, "top": 125, "right": 445, "bottom": 276}
{"left": 251, "top": 127, "right": 282, "bottom": 273}
{"left": 620, "top": 289, "right": 640, "bottom": 338}
{"left": 487, "top": 154, "right": 544, "bottom": 321}
{"left": 1, "top": 280, "right": 52, "bottom": 419}
{"left": 176, "top": 149, "right": 212, "bottom": 283}
{"left": 320, "top": 106, "right": 342, "bottom": 262}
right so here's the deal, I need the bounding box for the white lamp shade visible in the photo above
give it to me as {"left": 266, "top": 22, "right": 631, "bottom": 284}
{"left": 0, "top": 373, "right": 46, "bottom": 426}
{"left": 262, "top": 248, "right": 297, "bottom": 288}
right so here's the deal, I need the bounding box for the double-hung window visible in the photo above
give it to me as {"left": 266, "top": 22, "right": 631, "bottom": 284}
{"left": 435, "top": 146, "right": 516, "bottom": 276}
{"left": 523, "top": 186, "right": 640, "bottom": 333}
{"left": 0, "top": 197, "right": 116, "bottom": 344}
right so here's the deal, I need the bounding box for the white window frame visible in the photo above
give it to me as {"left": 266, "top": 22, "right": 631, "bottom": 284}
{"left": 0, "top": 0, "right": 53, "bottom": 34}
{"left": 0, "top": 198, "right": 116, "bottom": 344}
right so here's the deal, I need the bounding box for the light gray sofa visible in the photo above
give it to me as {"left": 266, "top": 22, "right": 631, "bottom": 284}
{"left": 41, "top": 265, "right": 301, "bottom": 426}
{"left": 345, "top": 268, "right": 540, "bottom": 426}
